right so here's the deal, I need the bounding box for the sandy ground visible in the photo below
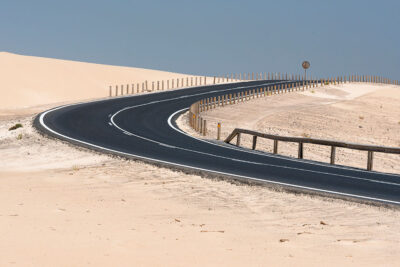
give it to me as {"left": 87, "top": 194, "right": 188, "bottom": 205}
{"left": 0, "top": 90, "right": 398, "bottom": 266}
{"left": 0, "top": 52, "right": 222, "bottom": 111}
{"left": 1, "top": 110, "right": 400, "bottom": 267}
{"left": 181, "top": 83, "right": 400, "bottom": 174}
{"left": 1, "top": 53, "right": 400, "bottom": 266}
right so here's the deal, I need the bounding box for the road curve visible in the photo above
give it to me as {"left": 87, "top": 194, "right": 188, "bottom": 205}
{"left": 34, "top": 80, "right": 400, "bottom": 206}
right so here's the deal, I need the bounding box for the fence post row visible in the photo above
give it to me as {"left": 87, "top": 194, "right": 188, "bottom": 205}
{"left": 222, "top": 128, "right": 399, "bottom": 171}
{"left": 118, "top": 73, "right": 399, "bottom": 153}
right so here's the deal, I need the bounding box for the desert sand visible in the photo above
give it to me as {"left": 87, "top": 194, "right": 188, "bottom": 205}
{"left": 181, "top": 83, "right": 400, "bottom": 174}
{"left": 1, "top": 53, "right": 400, "bottom": 266}
{"left": 0, "top": 52, "right": 206, "bottom": 111}
{"left": 1, "top": 111, "right": 400, "bottom": 267}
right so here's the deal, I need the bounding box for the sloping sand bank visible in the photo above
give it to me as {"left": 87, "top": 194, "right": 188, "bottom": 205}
{"left": 0, "top": 52, "right": 196, "bottom": 110}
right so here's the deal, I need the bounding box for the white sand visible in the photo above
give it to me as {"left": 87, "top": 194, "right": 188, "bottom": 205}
{"left": 1, "top": 112, "right": 400, "bottom": 266}
{"left": 183, "top": 83, "right": 400, "bottom": 174}
{"left": 0, "top": 52, "right": 204, "bottom": 110}
{"left": 1, "top": 54, "right": 400, "bottom": 266}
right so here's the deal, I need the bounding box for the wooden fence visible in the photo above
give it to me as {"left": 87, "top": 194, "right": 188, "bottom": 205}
{"left": 186, "top": 73, "right": 399, "bottom": 171}
{"left": 109, "top": 73, "right": 399, "bottom": 98}
{"left": 224, "top": 128, "right": 400, "bottom": 171}
{"left": 107, "top": 71, "right": 331, "bottom": 97}
{"left": 188, "top": 74, "right": 399, "bottom": 137}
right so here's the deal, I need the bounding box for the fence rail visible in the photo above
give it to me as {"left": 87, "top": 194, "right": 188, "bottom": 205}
{"left": 185, "top": 73, "right": 399, "bottom": 172}
{"left": 224, "top": 128, "right": 400, "bottom": 171}
{"left": 188, "top": 73, "right": 399, "bottom": 138}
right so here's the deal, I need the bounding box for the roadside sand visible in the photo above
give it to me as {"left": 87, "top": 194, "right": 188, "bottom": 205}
{"left": 0, "top": 52, "right": 215, "bottom": 111}
{"left": 181, "top": 83, "right": 400, "bottom": 174}
{"left": 1, "top": 111, "right": 400, "bottom": 267}
{"left": 1, "top": 53, "right": 399, "bottom": 266}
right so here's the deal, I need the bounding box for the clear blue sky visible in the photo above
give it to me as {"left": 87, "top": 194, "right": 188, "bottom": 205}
{"left": 1, "top": 0, "right": 399, "bottom": 79}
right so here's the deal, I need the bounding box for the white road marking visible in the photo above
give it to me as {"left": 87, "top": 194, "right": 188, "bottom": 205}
{"left": 167, "top": 108, "right": 400, "bottom": 177}
{"left": 38, "top": 83, "right": 400, "bottom": 205}
{"left": 109, "top": 92, "right": 400, "bottom": 188}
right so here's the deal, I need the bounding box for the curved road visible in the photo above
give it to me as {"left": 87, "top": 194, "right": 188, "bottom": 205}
{"left": 34, "top": 80, "right": 400, "bottom": 206}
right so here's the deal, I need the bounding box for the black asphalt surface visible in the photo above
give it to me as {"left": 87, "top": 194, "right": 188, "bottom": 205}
{"left": 34, "top": 80, "right": 400, "bottom": 206}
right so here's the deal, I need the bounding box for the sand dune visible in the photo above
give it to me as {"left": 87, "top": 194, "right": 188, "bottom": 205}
{"left": 0, "top": 52, "right": 196, "bottom": 110}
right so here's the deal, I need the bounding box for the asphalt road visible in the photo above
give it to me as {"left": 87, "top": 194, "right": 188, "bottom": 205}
{"left": 34, "top": 80, "right": 400, "bottom": 206}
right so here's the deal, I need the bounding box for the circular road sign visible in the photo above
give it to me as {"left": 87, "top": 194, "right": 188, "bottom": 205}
{"left": 302, "top": 61, "right": 310, "bottom": 70}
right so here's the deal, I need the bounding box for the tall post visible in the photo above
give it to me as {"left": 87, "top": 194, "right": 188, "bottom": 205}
{"left": 273, "top": 140, "right": 278, "bottom": 154}
{"left": 217, "top": 122, "right": 221, "bottom": 140}
{"left": 367, "top": 151, "right": 374, "bottom": 171}
{"left": 330, "top": 146, "right": 336, "bottom": 165}
{"left": 252, "top": 136, "right": 258, "bottom": 150}
{"left": 236, "top": 133, "right": 241, "bottom": 146}
{"left": 298, "top": 142, "right": 304, "bottom": 159}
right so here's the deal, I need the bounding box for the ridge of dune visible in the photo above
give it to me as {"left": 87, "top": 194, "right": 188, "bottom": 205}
{"left": 0, "top": 52, "right": 192, "bottom": 109}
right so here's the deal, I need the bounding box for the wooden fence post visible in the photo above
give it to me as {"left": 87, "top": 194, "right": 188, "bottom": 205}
{"left": 252, "top": 136, "right": 258, "bottom": 150}
{"left": 298, "top": 142, "right": 304, "bottom": 159}
{"left": 367, "top": 151, "right": 374, "bottom": 171}
{"left": 273, "top": 140, "right": 278, "bottom": 154}
{"left": 330, "top": 146, "right": 336, "bottom": 165}
{"left": 217, "top": 122, "right": 221, "bottom": 140}
{"left": 203, "top": 120, "right": 207, "bottom": 136}
{"left": 109, "top": 86, "right": 112, "bottom": 97}
{"left": 236, "top": 133, "right": 241, "bottom": 146}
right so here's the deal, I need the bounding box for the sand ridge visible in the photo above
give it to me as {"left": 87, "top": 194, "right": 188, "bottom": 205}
{"left": 0, "top": 52, "right": 199, "bottom": 110}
